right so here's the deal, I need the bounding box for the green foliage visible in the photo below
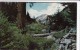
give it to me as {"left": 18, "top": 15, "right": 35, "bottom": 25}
{"left": 0, "top": 11, "right": 54, "bottom": 49}
{"left": 31, "top": 37, "right": 54, "bottom": 50}
{"left": 61, "top": 8, "right": 75, "bottom": 26}
{"left": 0, "top": 11, "right": 24, "bottom": 48}
{"left": 0, "top": 11, "right": 22, "bottom": 49}
{"left": 50, "top": 5, "right": 76, "bottom": 31}
{"left": 0, "top": 11, "right": 30, "bottom": 49}
{"left": 53, "top": 28, "right": 69, "bottom": 39}
{"left": 26, "top": 22, "right": 44, "bottom": 34}
{"left": 13, "top": 34, "right": 31, "bottom": 48}
{"left": 0, "top": 11, "right": 12, "bottom": 48}
{"left": 13, "top": 35, "right": 55, "bottom": 50}
{"left": 51, "top": 43, "right": 59, "bottom": 50}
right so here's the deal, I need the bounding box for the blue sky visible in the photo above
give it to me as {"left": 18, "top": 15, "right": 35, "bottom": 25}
{"left": 26, "top": 3, "right": 67, "bottom": 18}
{"left": 26, "top": 3, "right": 49, "bottom": 11}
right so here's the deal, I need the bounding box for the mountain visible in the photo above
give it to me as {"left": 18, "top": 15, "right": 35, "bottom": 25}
{"left": 36, "top": 14, "right": 48, "bottom": 24}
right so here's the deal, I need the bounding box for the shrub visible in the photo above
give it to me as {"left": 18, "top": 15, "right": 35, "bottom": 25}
{"left": 0, "top": 11, "right": 13, "bottom": 48}
{"left": 31, "top": 37, "right": 55, "bottom": 50}
{"left": 0, "top": 11, "right": 23, "bottom": 49}
{"left": 26, "top": 22, "right": 44, "bottom": 34}
{"left": 53, "top": 28, "right": 69, "bottom": 39}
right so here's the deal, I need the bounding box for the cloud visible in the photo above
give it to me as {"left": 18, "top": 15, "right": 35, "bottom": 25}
{"left": 27, "top": 3, "right": 67, "bottom": 18}
{"left": 44, "top": 3, "right": 67, "bottom": 15}
{"left": 27, "top": 9, "right": 39, "bottom": 18}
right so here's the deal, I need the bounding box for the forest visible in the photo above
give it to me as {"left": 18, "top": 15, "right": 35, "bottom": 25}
{"left": 0, "top": 2, "right": 76, "bottom": 50}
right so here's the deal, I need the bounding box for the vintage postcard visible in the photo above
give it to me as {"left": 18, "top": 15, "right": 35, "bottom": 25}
{"left": 0, "top": 2, "right": 77, "bottom": 50}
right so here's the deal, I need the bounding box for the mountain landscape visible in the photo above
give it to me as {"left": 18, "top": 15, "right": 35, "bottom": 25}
{"left": 0, "top": 2, "right": 77, "bottom": 50}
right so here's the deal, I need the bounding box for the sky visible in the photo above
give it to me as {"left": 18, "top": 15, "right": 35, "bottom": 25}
{"left": 26, "top": 3, "right": 68, "bottom": 18}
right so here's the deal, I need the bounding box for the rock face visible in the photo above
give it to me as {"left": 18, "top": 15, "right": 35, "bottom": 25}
{"left": 58, "top": 28, "right": 76, "bottom": 50}
{"left": 36, "top": 14, "right": 48, "bottom": 24}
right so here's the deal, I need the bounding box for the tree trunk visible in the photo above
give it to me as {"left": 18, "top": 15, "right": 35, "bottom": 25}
{"left": 16, "top": 2, "right": 26, "bottom": 29}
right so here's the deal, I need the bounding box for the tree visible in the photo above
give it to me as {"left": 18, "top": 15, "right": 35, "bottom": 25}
{"left": 0, "top": 2, "right": 17, "bottom": 22}
{"left": 61, "top": 3, "right": 77, "bottom": 24}
{"left": 0, "top": 2, "right": 35, "bottom": 30}
{"left": 17, "top": 2, "right": 26, "bottom": 29}
{"left": 50, "top": 3, "right": 77, "bottom": 31}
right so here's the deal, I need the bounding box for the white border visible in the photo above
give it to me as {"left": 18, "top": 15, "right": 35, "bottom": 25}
{"left": 77, "top": 1, "right": 80, "bottom": 50}
{"left": 0, "top": 0, "right": 79, "bottom": 2}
